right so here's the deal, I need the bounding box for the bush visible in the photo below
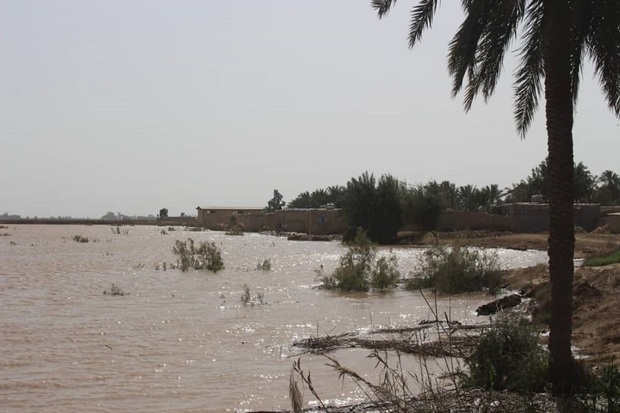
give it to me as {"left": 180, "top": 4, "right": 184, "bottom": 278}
{"left": 103, "top": 283, "right": 128, "bottom": 296}
{"left": 406, "top": 244, "right": 502, "bottom": 294}
{"left": 73, "top": 235, "right": 89, "bottom": 243}
{"left": 173, "top": 238, "right": 224, "bottom": 272}
{"left": 466, "top": 319, "right": 547, "bottom": 392}
{"left": 581, "top": 358, "right": 620, "bottom": 412}
{"left": 257, "top": 259, "right": 271, "bottom": 271}
{"left": 371, "top": 256, "right": 400, "bottom": 290}
{"left": 322, "top": 228, "right": 400, "bottom": 291}
{"left": 241, "top": 284, "right": 265, "bottom": 306}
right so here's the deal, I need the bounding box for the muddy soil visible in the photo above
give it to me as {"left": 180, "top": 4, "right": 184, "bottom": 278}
{"left": 445, "top": 231, "right": 620, "bottom": 366}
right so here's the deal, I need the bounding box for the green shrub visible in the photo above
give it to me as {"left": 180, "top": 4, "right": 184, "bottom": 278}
{"left": 406, "top": 244, "right": 502, "bottom": 294}
{"left": 581, "top": 358, "right": 620, "bottom": 412}
{"left": 371, "top": 256, "right": 400, "bottom": 290}
{"left": 322, "top": 228, "right": 400, "bottom": 292}
{"left": 585, "top": 249, "right": 620, "bottom": 267}
{"left": 73, "top": 235, "right": 89, "bottom": 243}
{"left": 465, "top": 320, "right": 547, "bottom": 392}
{"left": 173, "top": 238, "right": 224, "bottom": 272}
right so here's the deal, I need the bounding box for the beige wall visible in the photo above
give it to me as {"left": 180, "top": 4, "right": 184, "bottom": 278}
{"left": 607, "top": 214, "right": 620, "bottom": 233}
{"left": 275, "top": 209, "right": 345, "bottom": 235}
{"left": 195, "top": 207, "right": 345, "bottom": 235}
{"left": 502, "top": 203, "right": 601, "bottom": 233}
{"left": 438, "top": 211, "right": 512, "bottom": 232}
{"left": 196, "top": 207, "right": 264, "bottom": 230}
{"left": 196, "top": 204, "right": 606, "bottom": 235}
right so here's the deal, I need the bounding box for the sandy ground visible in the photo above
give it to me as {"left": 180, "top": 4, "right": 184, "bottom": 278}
{"left": 435, "top": 231, "right": 620, "bottom": 366}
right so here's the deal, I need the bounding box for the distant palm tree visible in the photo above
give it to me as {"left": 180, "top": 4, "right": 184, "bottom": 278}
{"left": 373, "top": 0, "right": 620, "bottom": 394}
{"left": 596, "top": 170, "right": 620, "bottom": 205}
{"left": 573, "top": 161, "right": 595, "bottom": 203}
{"left": 480, "top": 184, "right": 505, "bottom": 211}
{"left": 457, "top": 184, "right": 479, "bottom": 212}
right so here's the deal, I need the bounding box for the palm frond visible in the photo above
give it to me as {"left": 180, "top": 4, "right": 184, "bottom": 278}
{"left": 475, "top": 0, "right": 525, "bottom": 103}
{"left": 448, "top": 3, "right": 488, "bottom": 98}
{"left": 586, "top": 0, "right": 620, "bottom": 116}
{"left": 408, "top": 0, "right": 440, "bottom": 47}
{"left": 513, "top": 0, "right": 545, "bottom": 137}
{"left": 449, "top": 0, "right": 524, "bottom": 110}
{"left": 372, "top": 0, "right": 398, "bottom": 19}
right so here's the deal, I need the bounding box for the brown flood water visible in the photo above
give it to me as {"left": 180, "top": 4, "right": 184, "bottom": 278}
{"left": 0, "top": 225, "right": 547, "bottom": 412}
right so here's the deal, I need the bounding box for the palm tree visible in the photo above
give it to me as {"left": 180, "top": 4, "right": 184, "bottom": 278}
{"left": 372, "top": 0, "right": 620, "bottom": 394}
{"left": 573, "top": 161, "right": 595, "bottom": 203}
{"left": 457, "top": 184, "right": 480, "bottom": 211}
{"left": 596, "top": 170, "right": 620, "bottom": 205}
{"left": 480, "top": 184, "right": 505, "bottom": 211}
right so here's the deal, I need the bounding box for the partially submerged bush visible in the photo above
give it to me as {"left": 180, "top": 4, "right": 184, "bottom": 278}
{"left": 173, "top": 238, "right": 224, "bottom": 272}
{"left": 103, "top": 283, "right": 128, "bottom": 296}
{"left": 406, "top": 244, "right": 502, "bottom": 294}
{"left": 322, "top": 228, "right": 400, "bottom": 291}
{"left": 371, "top": 255, "right": 400, "bottom": 290}
{"left": 241, "top": 284, "right": 265, "bottom": 306}
{"left": 257, "top": 259, "right": 271, "bottom": 271}
{"left": 465, "top": 319, "right": 547, "bottom": 392}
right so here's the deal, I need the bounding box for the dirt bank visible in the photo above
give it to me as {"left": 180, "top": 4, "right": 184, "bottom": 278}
{"left": 446, "top": 231, "right": 620, "bottom": 366}
{"left": 422, "top": 231, "right": 620, "bottom": 259}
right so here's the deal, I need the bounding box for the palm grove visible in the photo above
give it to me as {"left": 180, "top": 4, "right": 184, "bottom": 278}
{"left": 272, "top": 0, "right": 620, "bottom": 396}
{"left": 282, "top": 160, "right": 619, "bottom": 241}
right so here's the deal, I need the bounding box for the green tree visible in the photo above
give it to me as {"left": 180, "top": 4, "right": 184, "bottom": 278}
{"left": 158, "top": 208, "right": 168, "bottom": 219}
{"left": 287, "top": 191, "right": 311, "bottom": 208}
{"left": 341, "top": 172, "right": 403, "bottom": 244}
{"left": 373, "top": 0, "right": 620, "bottom": 394}
{"left": 288, "top": 185, "right": 346, "bottom": 208}
{"left": 595, "top": 170, "right": 620, "bottom": 205}
{"left": 457, "top": 184, "right": 480, "bottom": 212}
{"left": 266, "top": 189, "right": 285, "bottom": 212}
{"left": 479, "top": 184, "right": 505, "bottom": 211}
{"left": 403, "top": 184, "right": 445, "bottom": 231}
{"left": 506, "top": 159, "right": 595, "bottom": 203}
{"left": 574, "top": 161, "right": 596, "bottom": 203}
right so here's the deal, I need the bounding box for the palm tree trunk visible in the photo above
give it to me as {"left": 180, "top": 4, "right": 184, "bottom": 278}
{"left": 543, "top": 1, "right": 576, "bottom": 395}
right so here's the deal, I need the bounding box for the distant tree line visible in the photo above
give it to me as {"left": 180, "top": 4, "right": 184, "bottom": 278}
{"left": 274, "top": 160, "right": 620, "bottom": 244}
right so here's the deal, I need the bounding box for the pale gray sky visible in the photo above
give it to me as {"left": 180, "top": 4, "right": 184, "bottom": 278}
{"left": 2, "top": 1, "right": 618, "bottom": 218}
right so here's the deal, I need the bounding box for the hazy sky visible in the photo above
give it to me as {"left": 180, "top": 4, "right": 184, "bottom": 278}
{"left": 2, "top": 1, "right": 618, "bottom": 218}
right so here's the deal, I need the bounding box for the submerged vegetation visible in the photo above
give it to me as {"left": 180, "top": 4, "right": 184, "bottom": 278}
{"left": 103, "top": 283, "right": 128, "bottom": 296}
{"left": 291, "top": 308, "right": 620, "bottom": 412}
{"left": 466, "top": 319, "right": 548, "bottom": 392}
{"left": 240, "top": 284, "right": 265, "bottom": 306}
{"left": 321, "top": 228, "right": 400, "bottom": 291}
{"left": 407, "top": 244, "right": 502, "bottom": 294}
{"left": 172, "top": 238, "right": 224, "bottom": 272}
{"left": 256, "top": 259, "right": 271, "bottom": 271}
{"left": 73, "top": 235, "right": 90, "bottom": 243}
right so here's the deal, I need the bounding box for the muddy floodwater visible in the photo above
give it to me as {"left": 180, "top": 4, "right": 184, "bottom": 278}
{"left": 0, "top": 225, "right": 547, "bottom": 412}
